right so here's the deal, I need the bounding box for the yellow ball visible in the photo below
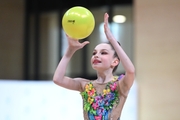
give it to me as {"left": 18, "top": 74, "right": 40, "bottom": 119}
{"left": 62, "top": 6, "right": 95, "bottom": 40}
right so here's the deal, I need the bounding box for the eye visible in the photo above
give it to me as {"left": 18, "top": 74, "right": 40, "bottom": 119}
{"left": 92, "top": 51, "right": 96, "bottom": 55}
{"left": 101, "top": 52, "right": 107, "bottom": 55}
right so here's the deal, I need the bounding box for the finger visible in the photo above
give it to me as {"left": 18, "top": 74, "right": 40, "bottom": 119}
{"left": 66, "top": 34, "right": 70, "bottom": 38}
{"left": 104, "top": 13, "right": 109, "bottom": 23}
{"left": 105, "top": 13, "right": 109, "bottom": 19}
{"left": 104, "top": 14, "right": 109, "bottom": 30}
{"left": 81, "top": 41, "right": 90, "bottom": 47}
{"left": 66, "top": 34, "right": 79, "bottom": 41}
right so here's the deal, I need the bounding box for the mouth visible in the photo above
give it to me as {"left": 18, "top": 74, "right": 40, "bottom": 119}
{"left": 93, "top": 59, "right": 101, "bottom": 64}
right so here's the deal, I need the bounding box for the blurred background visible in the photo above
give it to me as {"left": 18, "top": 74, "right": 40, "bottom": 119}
{"left": 0, "top": 0, "right": 180, "bottom": 120}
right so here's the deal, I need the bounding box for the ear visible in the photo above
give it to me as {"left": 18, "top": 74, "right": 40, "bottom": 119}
{"left": 111, "top": 58, "right": 119, "bottom": 67}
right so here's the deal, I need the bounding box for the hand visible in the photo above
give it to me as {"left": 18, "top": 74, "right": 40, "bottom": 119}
{"left": 66, "top": 35, "right": 89, "bottom": 51}
{"left": 104, "top": 13, "right": 115, "bottom": 41}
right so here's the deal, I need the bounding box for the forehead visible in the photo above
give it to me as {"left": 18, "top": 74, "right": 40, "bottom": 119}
{"left": 94, "top": 43, "right": 112, "bottom": 51}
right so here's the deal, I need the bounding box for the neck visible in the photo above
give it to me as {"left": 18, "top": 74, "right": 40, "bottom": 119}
{"left": 96, "top": 70, "right": 114, "bottom": 83}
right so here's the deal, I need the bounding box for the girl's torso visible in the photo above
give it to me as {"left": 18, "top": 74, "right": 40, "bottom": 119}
{"left": 80, "top": 75, "right": 126, "bottom": 120}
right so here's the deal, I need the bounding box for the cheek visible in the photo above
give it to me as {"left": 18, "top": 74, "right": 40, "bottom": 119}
{"left": 90, "top": 56, "right": 94, "bottom": 64}
{"left": 101, "top": 57, "right": 112, "bottom": 65}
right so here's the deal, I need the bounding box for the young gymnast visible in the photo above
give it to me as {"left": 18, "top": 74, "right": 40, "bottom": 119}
{"left": 53, "top": 13, "right": 135, "bottom": 120}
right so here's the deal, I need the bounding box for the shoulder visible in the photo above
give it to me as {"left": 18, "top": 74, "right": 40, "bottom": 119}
{"left": 115, "top": 74, "right": 128, "bottom": 98}
{"left": 74, "top": 78, "right": 91, "bottom": 92}
{"left": 114, "top": 74, "right": 124, "bottom": 82}
{"left": 116, "top": 74, "right": 125, "bottom": 81}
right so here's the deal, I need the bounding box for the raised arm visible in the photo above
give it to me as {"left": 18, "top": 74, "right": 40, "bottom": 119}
{"left": 104, "top": 13, "right": 135, "bottom": 95}
{"left": 53, "top": 35, "right": 89, "bottom": 91}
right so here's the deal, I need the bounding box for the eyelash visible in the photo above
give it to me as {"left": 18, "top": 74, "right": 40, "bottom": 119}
{"left": 92, "top": 52, "right": 108, "bottom": 55}
{"left": 101, "top": 52, "right": 107, "bottom": 54}
{"left": 92, "top": 52, "right": 96, "bottom": 55}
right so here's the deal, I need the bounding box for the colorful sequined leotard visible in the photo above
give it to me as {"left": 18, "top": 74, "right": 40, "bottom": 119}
{"left": 81, "top": 75, "right": 126, "bottom": 120}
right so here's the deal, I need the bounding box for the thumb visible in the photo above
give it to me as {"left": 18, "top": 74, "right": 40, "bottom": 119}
{"left": 81, "top": 41, "right": 90, "bottom": 48}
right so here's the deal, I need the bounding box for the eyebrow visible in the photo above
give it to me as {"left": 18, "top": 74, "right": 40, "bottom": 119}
{"left": 93, "top": 49, "right": 109, "bottom": 51}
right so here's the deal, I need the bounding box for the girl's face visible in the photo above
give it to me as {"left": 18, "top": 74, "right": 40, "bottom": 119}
{"left": 91, "top": 43, "right": 118, "bottom": 72}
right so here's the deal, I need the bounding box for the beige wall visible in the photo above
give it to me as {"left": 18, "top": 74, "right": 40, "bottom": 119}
{"left": 0, "top": 0, "right": 24, "bottom": 79}
{"left": 134, "top": 0, "right": 180, "bottom": 119}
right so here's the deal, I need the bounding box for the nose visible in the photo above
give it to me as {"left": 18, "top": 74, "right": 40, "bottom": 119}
{"left": 94, "top": 54, "right": 99, "bottom": 58}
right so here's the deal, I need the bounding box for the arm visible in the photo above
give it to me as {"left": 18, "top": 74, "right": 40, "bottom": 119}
{"left": 53, "top": 35, "right": 89, "bottom": 92}
{"left": 104, "top": 13, "right": 135, "bottom": 95}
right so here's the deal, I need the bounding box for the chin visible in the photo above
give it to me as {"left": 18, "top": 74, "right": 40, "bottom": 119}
{"left": 92, "top": 66, "right": 103, "bottom": 72}
{"left": 92, "top": 65, "right": 99, "bottom": 70}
